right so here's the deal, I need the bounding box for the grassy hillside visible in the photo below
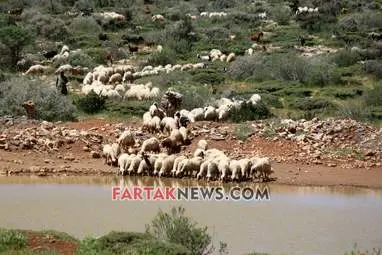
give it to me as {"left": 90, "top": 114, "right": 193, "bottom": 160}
{"left": 0, "top": 0, "right": 381, "bottom": 124}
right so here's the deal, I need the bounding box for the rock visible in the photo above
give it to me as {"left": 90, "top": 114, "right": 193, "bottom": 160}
{"left": 327, "top": 163, "right": 337, "bottom": 167}
{"left": 365, "top": 150, "right": 376, "bottom": 157}
{"left": 83, "top": 146, "right": 90, "bottom": 152}
{"left": 91, "top": 151, "right": 101, "bottom": 158}
{"left": 64, "top": 155, "right": 75, "bottom": 161}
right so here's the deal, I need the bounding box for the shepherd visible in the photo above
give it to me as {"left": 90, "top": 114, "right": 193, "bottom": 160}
{"left": 56, "top": 71, "right": 68, "bottom": 95}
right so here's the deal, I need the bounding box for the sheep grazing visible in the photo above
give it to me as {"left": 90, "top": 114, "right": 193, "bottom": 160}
{"left": 140, "top": 137, "right": 161, "bottom": 153}
{"left": 161, "top": 137, "right": 181, "bottom": 154}
{"left": 247, "top": 93, "right": 261, "bottom": 106}
{"left": 176, "top": 156, "right": 203, "bottom": 178}
{"left": 128, "top": 153, "right": 143, "bottom": 175}
{"left": 250, "top": 157, "right": 273, "bottom": 181}
{"left": 117, "top": 129, "right": 135, "bottom": 152}
{"left": 161, "top": 116, "right": 179, "bottom": 134}
{"left": 55, "top": 64, "right": 73, "bottom": 75}
{"left": 148, "top": 116, "right": 161, "bottom": 134}
{"left": 204, "top": 106, "right": 218, "bottom": 121}
{"left": 191, "top": 108, "right": 204, "bottom": 121}
{"left": 152, "top": 14, "right": 165, "bottom": 22}
{"left": 226, "top": 52, "right": 236, "bottom": 62}
{"left": 118, "top": 153, "right": 131, "bottom": 175}
{"left": 250, "top": 32, "right": 264, "bottom": 43}
{"left": 137, "top": 152, "right": 156, "bottom": 176}
{"left": 158, "top": 154, "right": 176, "bottom": 177}
{"left": 108, "top": 73, "right": 122, "bottom": 84}
{"left": 23, "top": 64, "right": 51, "bottom": 76}
{"left": 103, "top": 143, "right": 120, "bottom": 166}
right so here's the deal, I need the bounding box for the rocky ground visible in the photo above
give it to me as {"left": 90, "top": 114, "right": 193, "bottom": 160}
{"left": 0, "top": 116, "right": 381, "bottom": 188}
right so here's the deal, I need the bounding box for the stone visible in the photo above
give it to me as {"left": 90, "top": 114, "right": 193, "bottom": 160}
{"left": 91, "top": 151, "right": 101, "bottom": 158}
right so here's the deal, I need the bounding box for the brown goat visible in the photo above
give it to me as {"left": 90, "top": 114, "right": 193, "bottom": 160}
{"left": 250, "top": 31, "right": 264, "bottom": 43}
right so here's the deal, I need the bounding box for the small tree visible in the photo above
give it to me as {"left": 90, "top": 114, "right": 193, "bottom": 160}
{"left": 146, "top": 206, "right": 214, "bottom": 255}
{"left": 0, "top": 25, "right": 34, "bottom": 68}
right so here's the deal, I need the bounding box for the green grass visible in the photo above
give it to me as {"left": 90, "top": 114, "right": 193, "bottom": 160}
{"left": 0, "top": 229, "right": 27, "bottom": 253}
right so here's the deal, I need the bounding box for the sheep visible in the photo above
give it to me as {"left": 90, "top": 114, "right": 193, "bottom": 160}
{"left": 137, "top": 152, "right": 156, "bottom": 176}
{"left": 217, "top": 156, "right": 231, "bottom": 182}
{"left": 158, "top": 154, "right": 176, "bottom": 177}
{"left": 23, "top": 64, "right": 51, "bottom": 76}
{"left": 148, "top": 116, "right": 161, "bottom": 134}
{"left": 216, "top": 104, "right": 232, "bottom": 121}
{"left": 181, "top": 64, "right": 193, "bottom": 71}
{"left": 150, "top": 87, "right": 160, "bottom": 98}
{"left": 127, "top": 153, "right": 144, "bottom": 175}
{"left": 123, "top": 71, "right": 133, "bottom": 83}
{"left": 191, "top": 108, "right": 204, "bottom": 121}
{"left": 118, "top": 153, "right": 131, "bottom": 175}
{"left": 247, "top": 93, "right": 261, "bottom": 106}
{"left": 197, "top": 139, "right": 208, "bottom": 150}
{"left": 176, "top": 156, "right": 204, "bottom": 177}
{"left": 193, "top": 63, "right": 205, "bottom": 69}
{"left": 55, "top": 64, "right": 73, "bottom": 74}
{"left": 258, "top": 12, "right": 267, "bottom": 19}
{"left": 170, "top": 129, "right": 184, "bottom": 145}
{"left": 83, "top": 72, "right": 93, "bottom": 85}
{"left": 197, "top": 54, "right": 211, "bottom": 61}
{"left": 149, "top": 102, "right": 161, "bottom": 117}
{"left": 157, "top": 45, "right": 163, "bottom": 53}
{"left": 117, "top": 129, "right": 135, "bottom": 152}
{"left": 142, "top": 111, "right": 152, "bottom": 132}
{"left": 238, "top": 158, "right": 252, "bottom": 180}
{"left": 108, "top": 73, "right": 122, "bottom": 84}
{"left": 197, "top": 160, "right": 210, "bottom": 180}
{"left": 161, "top": 137, "right": 181, "bottom": 154}
{"left": 179, "top": 126, "right": 190, "bottom": 145}
{"left": 60, "top": 45, "right": 70, "bottom": 55}
{"left": 140, "top": 137, "right": 161, "bottom": 153}
{"left": 152, "top": 14, "right": 165, "bottom": 22}
{"left": 172, "top": 155, "right": 187, "bottom": 176}
{"left": 161, "top": 117, "right": 179, "bottom": 134}
{"left": 206, "top": 160, "right": 219, "bottom": 181}
{"left": 245, "top": 48, "right": 254, "bottom": 56}
{"left": 226, "top": 52, "right": 236, "bottom": 62}
{"left": 103, "top": 144, "right": 116, "bottom": 165}
{"left": 194, "top": 148, "right": 205, "bottom": 158}
{"left": 153, "top": 153, "right": 168, "bottom": 176}
{"left": 204, "top": 106, "right": 218, "bottom": 121}
{"left": 114, "top": 84, "right": 126, "bottom": 95}
{"left": 219, "top": 54, "right": 227, "bottom": 62}
{"left": 250, "top": 157, "right": 273, "bottom": 181}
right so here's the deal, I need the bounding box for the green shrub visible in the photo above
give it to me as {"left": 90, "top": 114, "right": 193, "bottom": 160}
{"left": 123, "top": 239, "right": 191, "bottom": 255}
{"left": 364, "top": 60, "right": 382, "bottom": 78}
{"left": 191, "top": 69, "right": 225, "bottom": 85}
{"left": 68, "top": 16, "right": 102, "bottom": 37}
{"left": 364, "top": 84, "right": 382, "bottom": 106}
{"left": 260, "top": 94, "right": 283, "bottom": 108}
{"left": 277, "top": 54, "right": 310, "bottom": 83}
{"left": 291, "top": 98, "right": 331, "bottom": 111}
{"left": 272, "top": 5, "right": 291, "bottom": 25}
{"left": 234, "top": 124, "right": 254, "bottom": 141}
{"left": 0, "top": 229, "right": 27, "bottom": 252}
{"left": 332, "top": 50, "right": 361, "bottom": 68}
{"left": 172, "top": 85, "right": 213, "bottom": 110}
{"left": 229, "top": 101, "right": 272, "bottom": 122}
{"left": 306, "top": 58, "right": 342, "bottom": 86}
{"left": 228, "top": 55, "right": 268, "bottom": 81}
{"left": 335, "top": 99, "right": 370, "bottom": 120}
{"left": 0, "top": 78, "right": 77, "bottom": 121}
{"left": 97, "top": 231, "right": 151, "bottom": 253}
{"left": 68, "top": 51, "right": 95, "bottom": 69}
{"left": 85, "top": 48, "right": 109, "bottom": 65}
{"left": 146, "top": 48, "right": 177, "bottom": 67}
{"left": 146, "top": 206, "right": 213, "bottom": 255}
{"left": 105, "top": 100, "right": 152, "bottom": 118}
{"left": 74, "top": 91, "right": 106, "bottom": 114}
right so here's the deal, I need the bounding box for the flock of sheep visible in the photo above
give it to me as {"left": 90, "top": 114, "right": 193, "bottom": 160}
{"left": 295, "top": 6, "right": 319, "bottom": 15}
{"left": 103, "top": 131, "right": 272, "bottom": 183}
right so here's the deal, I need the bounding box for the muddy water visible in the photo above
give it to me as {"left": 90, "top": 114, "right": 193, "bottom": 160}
{"left": 0, "top": 176, "right": 382, "bottom": 255}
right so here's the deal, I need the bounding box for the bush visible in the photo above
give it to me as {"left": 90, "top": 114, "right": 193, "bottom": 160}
{"left": 146, "top": 206, "right": 213, "bottom": 255}
{"left": 229, "top": 101, "right": 272, "bottom": 122}
{"left": 364, "top": 84, "right": 382, "bottom": 106}
{"left": 68, "top": 51, "right": 96, "bottom": 69}
{"left": 74, "top": 91, "right": 106, "bottom": 114}
{"left": 146, "top": 48, "right": 177, "bottom": 67}
{"left": 0, "top": 229, "right": 27, "bottom": 252}
{"left": 172, "top": 85, "right": 213, "bottom": 110}
{"left": 306, "top": 57, "right": 342, "bottom": 86}
{"left": 364, "top": 60, "right": 382, "bottom": 78}
{"left": 191, "top": 69, "right": 225, "bottom": 85}
{"left": 272, "top": 5, "right": 291, "bottom": 25}
{"left": 68, "top": 16, "right": 102, "bottom": 37}
{"left": 277, "top": 54, "right": 310, "bottom": 83}
{"left": 228, "top": 55, "right": 268, "bottom": 81}
{"left": 0, "top": 78, "right": 77, "bottom": 121}
{"left": 332, "top": 50, "right": 361, "bottom": 67}
{"left": 336, "top": 99, "right": 372, "bottom": 121}
{"left": 291, "top": 98, "right": 331, "bottom": 111}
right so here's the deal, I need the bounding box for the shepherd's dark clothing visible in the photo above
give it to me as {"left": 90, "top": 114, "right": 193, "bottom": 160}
{"left": 56, "top": 72, "right": 68, "bottom": 95}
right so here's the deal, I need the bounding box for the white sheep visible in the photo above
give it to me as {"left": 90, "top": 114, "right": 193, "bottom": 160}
{"left": 153, "top": 153, "right": 168, "bottom": 176}
{"left": 220, "top": 54, "right": 227, "bottom": 62}
{"left": 102, "top": 144, "right": 114, "bottom": 165}
{"left": 158, "top": 154, "right": 176, "bottom": 177}
{"left": 226, "top": 52, "right": 236, "bottom": 62}
{"left": 197, "top": 139, "right": 208, "bottom": 150}
{"left": 194, "top": 148, "right": 205, "bottom": 158}
{"left": 161, "top": 137, "right": 181, "bottom": 154}
{"left": 161, "top": 117, "right": 179, "bottom": 134}
{"left": 152, "top": 14, "right": 165, "bottom": 22}
{"left": 238, "top": 158, "right": 252, "bottom": 180}
{"left": 140, "top": 137, "right": 161, "bottom": 153}
{"left": 23, "top": 64, "right": 51, "bottom": 76}
{"left": 170, "top": 129, "right": 184, "bottom": 145}
{"left": 108, "top": 73, "right": 122, "bottom": 84}
{"left": 218, "top": 156, "right": 231, "bottom": 182}
{"left": 128, "top": 153, "right": 144, "bottom": 175}
{"left": 137, "top": 153, "right": 157, "bottom": 175}
{"left": 172, "top": 155, "right": 187, "bottom": 176}
{"left": 148, "top": 116, "right": 161, "bottom": 133}
{"left": 204, "top": 106, "right": 218, "bottom": 121}
{"left": 55, "top": 64, "right": 72, "bottom": 74}
{"left": 83, "top": 72, "right": 93, "bottom": 85}
{"left": 197, "top": 160, "right": 210, "bottom": 180}
{"left": 123, "top": 71, "right": 133, "bottom": 83}
{"left": 250, "top": 157, "right": 273, "bottom": 181}
{"left": 118, "top": 153, "right": 131, "bottom": 175}
{"left": 191, "top": 108, "right": 204, "bottom": 121}
{"left": 176, "top": 156, "right": 204, "bottom": 177}
{"left": 247, "top": 93, "right": 261, "bottom": 106}
{"left": 206, "top": 160, "right": 219, "bottom": 181}
{"left": 179, "top": 126, "right": 189, "bottom": 144}
{"left": 117, "top": 129, "right": 135, "bottom": 152}
{"left": 142, "top": 111, "right": 152, "bottom": 132}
